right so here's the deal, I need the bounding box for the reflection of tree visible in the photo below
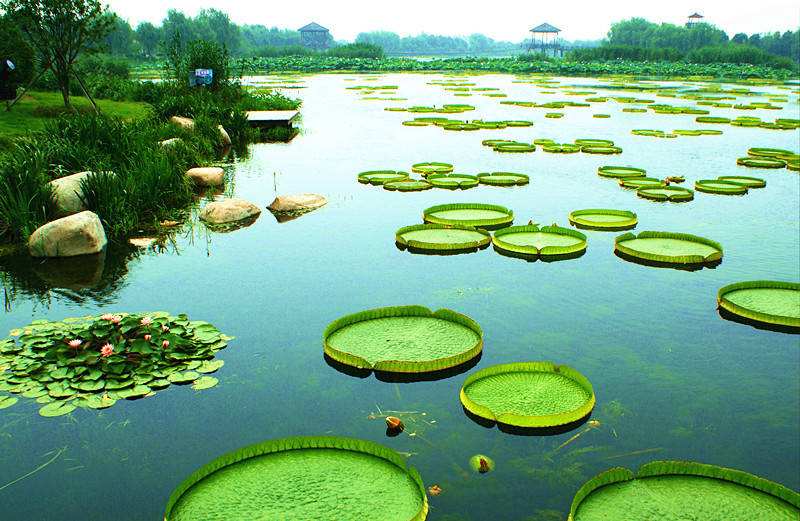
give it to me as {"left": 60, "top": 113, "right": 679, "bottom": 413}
{"left": 0, "top": 245, "right": 141, "bottom": 311}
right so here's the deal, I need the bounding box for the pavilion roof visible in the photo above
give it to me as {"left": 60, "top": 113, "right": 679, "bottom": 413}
{"left": 299, "top": 22, "right": 329, "bottom": 32}
{"left": 530, "top": 23, "right": 561, "bottom": 33}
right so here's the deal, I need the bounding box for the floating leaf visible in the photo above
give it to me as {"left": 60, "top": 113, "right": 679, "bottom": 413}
{"left": 72, "top": 380, "right": 105, "bottom": 392}
{"left": 39, "top": 401, "right": 76, "bottom": 417}
{"left": 197, "top": 360, "right": 224, "bottom": 374}
{"left": 149, "top": 379, "right": 171, "bottom": 390}
{"left": 0, "top": 396, "right": 18, "bottom": 409}
{"left": 191, "top": 376, "right": 219, "bottom": 390}
{"left": 168, "top": 371, "right": 200, "bottom": 384}
{"left": 116, "top": 385, "right": 151, "bottom": 399}
{"left": 85, "top": 394, "right": 116, "bottom": 409}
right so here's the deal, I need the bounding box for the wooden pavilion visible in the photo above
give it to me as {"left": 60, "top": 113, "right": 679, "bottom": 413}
{"left": 686, "top": 13, "right": 704, "bottom": 27}
{"left": 299, "top": 22, "right": 331, "bottom": 50}
{"left": 527, "top": 23, "right": 563, "bottom": 57}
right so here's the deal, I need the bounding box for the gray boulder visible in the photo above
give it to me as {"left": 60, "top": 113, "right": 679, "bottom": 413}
{"left": 28, "top": 211, "right": 107, "bottom": 258}
{"left": 200, "top": 198, "right": 261, "bottom": 225}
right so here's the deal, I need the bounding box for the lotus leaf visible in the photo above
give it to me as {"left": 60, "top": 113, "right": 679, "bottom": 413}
{"left": 569, "top": 209, "right": 637, "bottom": 231}
{"left": 717, "top": 281, "right": 800, "bottom": 330}
{"left": 396, "top": 224, "right": 491, "bottom": 254}
{"left": 615, "top": 231, "right": 722, "bottom": 266}
{"left": 423, "top": 203, "right": 513, "bottom": 230}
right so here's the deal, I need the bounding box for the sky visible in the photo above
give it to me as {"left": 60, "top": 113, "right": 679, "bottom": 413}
{"left": 106, "top": 0, "right": 800, "bottom": 41}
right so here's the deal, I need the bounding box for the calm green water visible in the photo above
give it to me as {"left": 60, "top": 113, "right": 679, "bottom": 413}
{"left": 1, "top": 74, "right": 799, "bottom": 520}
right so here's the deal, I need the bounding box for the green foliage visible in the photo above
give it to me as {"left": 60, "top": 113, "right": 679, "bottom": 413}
{"left": 395, "top": 223, "right": 491, "bottom": 252}
{"left": 0, "top": 14, "right": 34, "bottom": 89}
{"left": 3, "top": 0, "right": 114, "bottom": 107}
{"left": 356, "top": 30, "right": 519, "bottom": 56}
{"left": 0, "top": 313, "right": 232, "bottom": 416}
{"left": 0, "top": 143, "right": 55, "bottom": 240}
{"left": 568, "top": 209, "right": 638, "bottom": 231}
{"left": 687, "top": 45, "right": 794, "bottom": 69}
{"left": 459, "top": 361, "right": 596, "bottom": 428}
{"left": 615, "top": 231, "right": 722, "bottom": 265}
{"left": 423, "top": 203, "right": 514, "bottom": 229}
{"left": 717, "top": 281, "right": 800, "bottom": 329}
{"left": 255, "top": 44, "right": 315, "bottom": 57}
{"left": 164, "top": 436, "right": 429, "bottom": 521}
{"left": 327, "top": 43, "right": 384, "bottom": 59}
{"left": 493, "top": 224, "right": 588, "bottom": 258}
{"left": 569, "top": 45, "right": 684, "bottom": 62}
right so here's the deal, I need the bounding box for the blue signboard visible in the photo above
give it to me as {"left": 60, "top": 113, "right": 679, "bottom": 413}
{"left": 189, "top": 68, "right": 213, "bottom": 87}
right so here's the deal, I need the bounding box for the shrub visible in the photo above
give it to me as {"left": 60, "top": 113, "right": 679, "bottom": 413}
{"left": 255, "top": 45, "right": 316, "bottom": 57}
{"left": 686, "top": 44, "right": 795, "bottom": 69}
{"left": 327, "top": 43, "right": 384, "bottom": 59}
{"left": 568, "top": 45, "right": 685, "bottom": 62}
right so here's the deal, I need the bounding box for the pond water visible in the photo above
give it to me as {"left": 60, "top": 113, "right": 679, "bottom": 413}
{"left": 1, "top": 73, "right": 799, "bottom": 520}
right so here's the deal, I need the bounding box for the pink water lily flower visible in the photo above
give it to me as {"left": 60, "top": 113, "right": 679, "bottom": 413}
{"left": 144, "top": 334, "right": 152, "bottom": 341}
{"left": 162, "top": 340, "right": 170, "bottom": 349}
{"left": 161, "top": 325, "right": 170, "bottom": 333}
{"left": 100, "top": 313, "right": 114, "bottom": 321}
{"left": 111, "top": 315, "right": 122, "bottom": 325}
{"left": 100, "top": 343, "right": 114, "bottom": 357}
{"left": 140, "top": 316, "right": 152, "bottom": 326}
{"left": 68, "top": 339, "right": 83, "bottom": 349}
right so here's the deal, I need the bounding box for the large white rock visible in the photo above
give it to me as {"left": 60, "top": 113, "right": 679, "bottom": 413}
{"left": 28, "top": 211, "right": 107, "bottom": 258}
{"left": 199, "top": 198, "right": 261, "bottom": 225}
{"left": 267, "top": 193, "right": 327, "bottom": 214}
{"left": 186, "top": 167, "right": 225, "bottom": 187}
{"left": 159, "top": 137, "right": 182, "bottom": 148}
{"left": 49, "top": 171, "right": 94, "bottom": 216}
{"left": 170, "top": 116, "right": 195, "bottom": 130}
{"left": 218, "top": 125, "right": 232, "bottom": 147}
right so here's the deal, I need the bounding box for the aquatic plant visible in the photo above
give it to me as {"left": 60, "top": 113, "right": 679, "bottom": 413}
{"left": 636, "top": 186, "right": 695, "bottom": 202}
{"left": 164, "top": 436, "right": 429, "bottom": 521}
{"left": 426, "top": 174, "right": 479, "bottom": 190}
{"left": 569, "top": 460, "right": 799, "bottom": 520}
{"left": 460, "top": 362, "right": 595, "bottom": 428}
{"left": 383, "top": 180, "right": 433, "bottom": 192}
{"left": 568, "top": 209, "right": 637, "bottom": 231}
{"left": 615, "top": 231, "right": 723, "bottom": 266}
{"left": 476, "top": 172, "right": 530, "bottom": 186}
{"left": 717, "top": 280, "right": 800, "bottom": 330}
{"left": 395, "top": 224, "right": 491, "bottom": 254}
{"left": 0, "top": 313, "right": 231, "bottom": 416}
{"left": 323, "top": 306, "right": 483, "bottom": 373}
{"left": 717, "top": 176, "right": 766, "bottom": 188}
{"left": 597, "top": 166, "right": 646, "bottom": 179}
{"left": 492, "top": 224, "right": 587, "bottom": 259}
{"left": 423, "top": 203, "right": 514, "bottom": 230}
{"left": 411, "top": 162, "right": 454, "bottom": 176}
{"left": 358, "top": 170, "right": 410, "bottom": 185}
{"left": 694, "top": 179, "right": 748, "bottom": 195}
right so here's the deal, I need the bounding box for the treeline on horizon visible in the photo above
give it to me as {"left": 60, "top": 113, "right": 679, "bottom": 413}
{"left": 570, "top": 18, "right": 799, "bottom": 69}
{"left": 50, "top": 7, "right": 800, "bottom": 68}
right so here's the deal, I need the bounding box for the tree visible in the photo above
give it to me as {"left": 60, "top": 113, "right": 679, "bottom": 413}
{"left": 196, "top": 9, "right": 241, "bottom": 54}
{"left": 136, "top": 22, "right": 161, "bottom": 59}
{"left": 104, "top": 13, "right": 136, "bottom": 56}
{"left": 2, "top": 0, "right": 113, "bottom": 108}
{"left": 732, "top": 33, "right": 748, "bottom": 44}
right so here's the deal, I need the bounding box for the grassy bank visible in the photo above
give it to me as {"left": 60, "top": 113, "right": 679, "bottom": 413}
{"left": 0, "top": 91, "right": 150, "bottom": 145}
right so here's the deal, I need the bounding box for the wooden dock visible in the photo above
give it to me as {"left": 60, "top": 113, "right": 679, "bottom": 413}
{"left": 246, "top": 110, "right": 300, "bottom": 129}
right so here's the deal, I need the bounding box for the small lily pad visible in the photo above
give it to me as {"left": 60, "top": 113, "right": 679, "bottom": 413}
{"left": 85, "top": 394, "right": 117, "bottom": 409}
{"left": 0, "top": 395, "right": 19, "bottom": 409}
{"left": 168, "top": 371, "right": 200, "bottom": 384}
{"left": 192, "top": 376, "right": 219, "bottom": 390}
{"left": 197, "top": 360, "right": 225, "bottom": 374}
{"left": 39, "top": 401, "right": 77, "bottom": 417}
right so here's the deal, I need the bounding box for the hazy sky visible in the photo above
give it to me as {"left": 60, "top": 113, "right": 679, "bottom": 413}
{"left": 107, "top": 0, "right": 800, "bottom": 41}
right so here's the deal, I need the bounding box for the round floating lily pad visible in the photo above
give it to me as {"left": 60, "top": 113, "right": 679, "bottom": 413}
{"left": 598, "top": 166, "right": 646, "bottom": 179}
{"left": 637, "top": 186, "right": 694, "bottom": 202}
{"left": 324, "top": 306, "right": 482, "bottom": 373}
{"left": 493, "top": 224, "right": 587, "bottom": 259}
{"left": 747, "top": 147, "right": 795, "bottom": 160}
{"left": 615, "top": 231, "right": 722, "bottom": 266}
{"left": 39, "top": 401, "right": 76, "bottom": 417}
{"left": 694, "top": 180, "right": 748, "bottom": 195}
{"left": 191, "top": 376, "right": 219, "bottom": 390}
{"left": 0, "top": 395, "right": 18, "bottom": 409}
{"left": 543, "top": 144, "right": 581, "bottom": 153}
{"left": 569, "top": 209, "right": 637, "bottom": 231}
{"left": 358, "top": 171, "right": 409, "bottom": 185}
{"left": 582, "top": 145, "right": 622, "bottom": 154}
{"left": 696, "top": 116, "right": 731, "bottom": 123}
{"left": 737, "top": 157, "right": 786, "bottom": 169}
{"left": 717, "top": 176, "right": 766, "bottom": 188}
{"left": 427, "top": 174, "right": 479, "bottom": 190}
{"left": 424, "top": 203, "right": 514, "bottom": 230}
{"left": 717, "top": 281, "right": 800, "bottom": 330}
{"left": 568, "top": 460, "right": 800, "bottom": 521}
{"left": 396, "top": 224, "right": 490, "bottom": 254}
{"left": 383, "top": 180, "right": 433, "bottom": 192}
{"left": 164, "top": 436, "right": 429, "bottom": 521}
{"left": 494, "top": 143, "right": 536, "bottom": 153}
{"left": 575, "top": 139, "right": 614, "bottom": 147}
{"left": 412, "top": 162, "right": 454, "bottom": 176}
{"left": 476, "top": 172, "right": 530, "bottom": 186}
{"left": 620, "top": 177, "right": 663, "bottom": 189}
{"left": 460, "top": 362, "right": 595, "bottom": 428}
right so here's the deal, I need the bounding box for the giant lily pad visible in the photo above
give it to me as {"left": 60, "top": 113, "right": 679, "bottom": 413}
{"left": 615, "top": 231, "right": 722, "bottom": 267}
{"left": 717, "top": 281, "right": 800, "bottom": 331}
{"left": 324, "top": 306, "right": 482, "bottom": 373}
{"left": 598, "top": 166, "right": 646, "bottom": 179}
{"left": 423, "top": 203, "right": 513, "bottom": 230}
{"left": 476, "top": 172, "right": 529, "bottom": 186}
{"left": 357, "top": 171, "right": 410, "bottom": 185}
{"left": 460, "top": 362, "right": 595, "bottom": 428}
{"left": 383, "top": 180, "right": 433, "bottom": 192}
{"left": 396, "top": 224, "right": 490, "bottom": 254}
{"left": 568, "top": 209, "right": 637, "bottom": 231}
{"left": 619, "top": 178, "right": 663, "bottom": 189}
{"left": 694, "top": 180, "right": 748, "bottom": 195}
{"left": 637, "top": 186, "right": 694, "bottom": 202}
{"left": 717, "top": 176, "right": 766, "bottom": 188}
{"left": 165, "top": 436, "right": 429, "bottom": 521}
{"left": 427, "top": 174, "right": 479, "bottom": 190}
{"left": 492, "top": 224, "right": 587, "bottom": 260}
{"left": 411, "top": 162, "right": 454, "bottom": 176}
{"left": 568, "top": 460, "right": 799, "bottom": 521}
{"left": 0, "top": 313, "right": 232, "bottom": 417}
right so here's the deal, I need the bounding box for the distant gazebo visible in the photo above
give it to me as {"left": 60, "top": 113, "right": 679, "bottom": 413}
{"left": 686, "top": 13, "right": 703, "bottom": 27}
{"left": 299, "top": 22, "right": 331, "bottom": 50}
{"left": 527, "top": 23, "right": 563, "bottom": 57}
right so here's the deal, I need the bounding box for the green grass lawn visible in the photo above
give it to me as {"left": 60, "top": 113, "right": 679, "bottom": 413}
{"left": 0, "top": 91, "right": 150, "bottom": 141}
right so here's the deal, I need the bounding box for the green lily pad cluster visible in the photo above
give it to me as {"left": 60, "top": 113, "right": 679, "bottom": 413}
{"left": 388, "top": 104, "right": 475, "bottom": 114}
{"left": 696, "top": 115, "right": 799, "bottom": 130}
{"left": 0, "top": 313, "right": 232, "bottom": 417}
{"left": 402, "top": 118, "right": 533, "bottom": 131}
{"left": 737, "top": 147, "right": 799, "bottom": 171}
{"left": 482, "top": 138, "right": 621, "bottom": 155}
